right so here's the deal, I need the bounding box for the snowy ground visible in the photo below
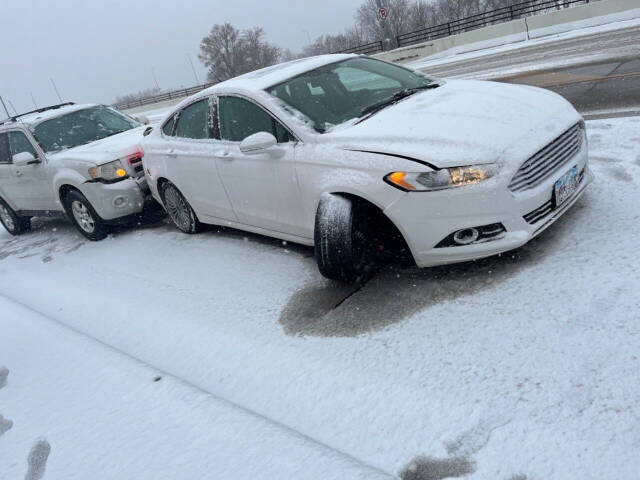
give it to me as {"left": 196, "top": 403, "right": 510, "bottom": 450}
{"left": 1, "top": 117, "right": 639, "bottom": 479}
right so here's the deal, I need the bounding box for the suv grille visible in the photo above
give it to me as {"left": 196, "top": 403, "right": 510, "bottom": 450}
{"left": 509, "top": 123, "right": 583, "bottom": 192}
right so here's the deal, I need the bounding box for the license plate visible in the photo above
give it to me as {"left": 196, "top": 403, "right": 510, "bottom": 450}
{"left": 554, "top": 166, "right": 579, "bottom": 206}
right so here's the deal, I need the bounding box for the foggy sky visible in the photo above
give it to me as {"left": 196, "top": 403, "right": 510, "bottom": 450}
{"left": 1, "top": 0, "right": 363, "bottom": 113}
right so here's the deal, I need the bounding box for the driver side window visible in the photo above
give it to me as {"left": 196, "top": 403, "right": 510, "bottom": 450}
{"left": 218, "top": 96, "right": 293, "bottom": 143}
{"left": 8, "top": 131, "right": 38, "bottom": 158}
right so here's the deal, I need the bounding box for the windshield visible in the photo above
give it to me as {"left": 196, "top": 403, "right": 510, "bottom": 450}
{"left": 30, "top": 106, "right": 139, "bottom": 153}
{"left": 267, "top": 57, "right": 436, "bottom": 133}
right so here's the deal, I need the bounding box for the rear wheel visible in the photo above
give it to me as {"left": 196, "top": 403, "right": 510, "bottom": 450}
{"left": 0, "top": 197, "right": 30, "bottom": 236}
{"left": 63, "top": 190, "right": 109, "bottom": 241}
{"left": 160, "top": 182, "right": 201, "bottom": 234}
{"left": 314, "top": 193, "right": 372, "bottom": 283}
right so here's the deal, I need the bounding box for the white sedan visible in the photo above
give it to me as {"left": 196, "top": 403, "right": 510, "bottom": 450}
{"left": 142, "top": 54, "right": 592, "bottom": 282}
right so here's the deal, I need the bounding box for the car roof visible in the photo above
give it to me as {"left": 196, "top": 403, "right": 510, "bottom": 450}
{"left": 0, "top": 103, "right": 98, "bottom": 130}
{"left": 200, "top": 54, "right": 357, "bottom": 95}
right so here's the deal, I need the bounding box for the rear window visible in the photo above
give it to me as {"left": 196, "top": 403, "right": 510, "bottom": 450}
{"left": 0, "top": 133, "right": 10, "bottom": 164}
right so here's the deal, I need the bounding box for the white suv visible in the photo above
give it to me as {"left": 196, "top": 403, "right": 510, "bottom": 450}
{"left": 0, "top": 102, "right": 151, "bottom": 240}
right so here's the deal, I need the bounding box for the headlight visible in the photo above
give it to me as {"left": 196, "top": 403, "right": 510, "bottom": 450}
{"left": 89, "top": 160, "right": 128, "bottom": 182}
{"left": 385, "top": 164, "right": 499, "bottom": 191}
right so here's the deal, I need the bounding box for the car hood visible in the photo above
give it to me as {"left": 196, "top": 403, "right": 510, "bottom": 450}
{"left": 47, "top": 126, "right": 145, "bottom": 165}
{"left": 323, "top": 79, "right": 580, "bottom": 168}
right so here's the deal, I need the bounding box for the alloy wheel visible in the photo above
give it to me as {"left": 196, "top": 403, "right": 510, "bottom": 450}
{"left": 71, "top": 200, "right": 96, "bottom": 233}
{"left": 0, "top": 203, "right": 15, "bottom": 231}
{"left": 164, "top": 187, "right": 192, "bottom": 231}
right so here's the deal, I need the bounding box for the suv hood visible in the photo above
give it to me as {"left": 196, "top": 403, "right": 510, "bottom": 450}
{"left": 324, "top": 79, "right": 580, "bottom": 168}
{"left": 47, "top": 126, "right": 145, "bottom": 166}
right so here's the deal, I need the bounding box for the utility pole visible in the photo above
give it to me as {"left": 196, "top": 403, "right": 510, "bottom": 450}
{"left": 0, "top": 95, "right": 10, "bottom": 118}
{"left": 30, "top": 92, "right": 38, "bottom": 109}
{"left": 186, "top": 54, "right": 200, "bottom": 85}
{"left": 50, "top": 78, "right": 63, "bottom": 102}
{"left": 152, "top": 68, "right": 160, "bottom": 90}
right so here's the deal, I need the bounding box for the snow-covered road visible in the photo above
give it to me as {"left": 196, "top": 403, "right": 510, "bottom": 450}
{"left": 1, "top": 117, "right": 639, "bottom": 479}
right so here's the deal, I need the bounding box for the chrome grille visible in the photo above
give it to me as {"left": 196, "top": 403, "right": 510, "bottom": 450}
{"left": 509, "top": 123, "right": 583, "bottom": 192}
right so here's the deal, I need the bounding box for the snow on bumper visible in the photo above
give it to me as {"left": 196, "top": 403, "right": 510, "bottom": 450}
{"left": 81, "top": 176, "right": 149, "bottom": 221}
{"left": 384, "top": 145, "right": 592, "bottom": 268}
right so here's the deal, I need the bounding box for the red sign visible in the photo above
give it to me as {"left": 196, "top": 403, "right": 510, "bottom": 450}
{"left": 378, "top": 6, "right": 388, "bottom": 21}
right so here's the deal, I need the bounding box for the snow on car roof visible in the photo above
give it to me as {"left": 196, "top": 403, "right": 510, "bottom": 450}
{"left": 201, "top": 54, "right": 356, "bottom": 94}
{"left": 14, "top": 103, "right": 99, "bottom": 126}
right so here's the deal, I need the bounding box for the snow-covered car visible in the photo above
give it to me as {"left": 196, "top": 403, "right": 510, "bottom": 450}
{"left": 0, "top": 103, "right": 151, "bottom": 240}
{"left": 142, "top": 54, "right": 593, "bottom": 282}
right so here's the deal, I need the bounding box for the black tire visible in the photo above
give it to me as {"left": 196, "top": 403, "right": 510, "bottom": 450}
{"left": 0, "top": 197, "right": 30, "bottom": 236}
{"left": 62, "top": 189, "right": 109, "bottom": 241}
{"left": 314, "top": 193, "right": 372, "bottom": 283}
{"left": 160, "top": 182, "right": 201, "bottom": 234}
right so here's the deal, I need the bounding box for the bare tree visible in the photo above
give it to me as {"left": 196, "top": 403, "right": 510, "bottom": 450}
{"left": 199, "top": 23, "right": 281, "bottom": 82}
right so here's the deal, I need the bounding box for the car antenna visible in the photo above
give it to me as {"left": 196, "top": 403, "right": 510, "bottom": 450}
{"left": 0, "top": 95, "right": 10, "bottom": 119}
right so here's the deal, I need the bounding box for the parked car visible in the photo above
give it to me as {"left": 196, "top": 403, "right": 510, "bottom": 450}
{"left": 0, "top": 103, "right": 151, "bottom": 240}
{"left": 142, "top": 54, "right": 592, "bottom": 282}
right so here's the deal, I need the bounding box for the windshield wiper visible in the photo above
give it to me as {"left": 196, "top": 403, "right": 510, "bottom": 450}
{"left": 357, "top": 85, "right": 439, "bottom": 120}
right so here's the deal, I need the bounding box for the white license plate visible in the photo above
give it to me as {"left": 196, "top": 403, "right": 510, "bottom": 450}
{"left": 554, "top": 166, "right": 579, "bottom": 206}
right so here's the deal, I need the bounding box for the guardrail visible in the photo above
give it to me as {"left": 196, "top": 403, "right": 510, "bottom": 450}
{"left": 331, "top": 40, "right": 384, "bottom": 55}
{"left": 396, "top": 0, "right": 596, "bottom": 47}
{"left": 114, "top": 82, "right": 216, "bottom": 110}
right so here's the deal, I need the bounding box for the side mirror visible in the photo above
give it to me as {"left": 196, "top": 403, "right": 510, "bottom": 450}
{"left": 13, "top": 151, "right": 39, "bottom": 167}
{"left": 135, "top": 115, "right": 150, "bottom": 125}
{"left": 239, "top": 132, "right": 277, "bottom": 154}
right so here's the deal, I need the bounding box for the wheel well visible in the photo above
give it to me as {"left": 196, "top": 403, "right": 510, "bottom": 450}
{"left": 58, "top": 184, "right": 80, "bottom": 203}
{"left": 156, "top": 177, "right": 171, "bottom": 202}
{"left": 331, "top": 192, "right": 415, "bottom": 267}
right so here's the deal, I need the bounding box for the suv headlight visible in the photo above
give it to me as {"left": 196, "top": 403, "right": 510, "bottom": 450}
{"left": 89, "top": 160, "right": 128, "bottom": 182}
{"left": 385, "top": 164, "right": 499, "bottom": 191}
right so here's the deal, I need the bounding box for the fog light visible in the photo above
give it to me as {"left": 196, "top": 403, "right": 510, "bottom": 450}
{"left": 435, "top": 223, "right": 506, "bottom": 248}
{"left": 453, "top": 228, "right": 479, "bottom": 245}
{"left": 112, "top": 196, "right": 128, "bottom": 208}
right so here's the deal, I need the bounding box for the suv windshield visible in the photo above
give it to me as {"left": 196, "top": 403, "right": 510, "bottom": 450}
{"left": 267, "top": 57, "right": 437, "bottom": 133}
{"left": 31, "top": 106, "right": 139, "bottom": 153}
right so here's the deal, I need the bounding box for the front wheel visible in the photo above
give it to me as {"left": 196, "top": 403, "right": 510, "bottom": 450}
{"left": 314, "top": 193, "right": 371, "bottom": 283}
{"left": 160, "top": 182, "right": 201, "bottom": 234}
{"left": 0, "top": 197, "right": 31, "bottom": 236}
{"left": 63, "top": 190, "right": 109, "bottom": 241}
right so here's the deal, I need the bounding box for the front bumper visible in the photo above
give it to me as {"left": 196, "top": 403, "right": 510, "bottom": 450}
{"left": 384, "top": 144, "right": 593, "bottom": 268}
{"left": 81, "top": 176, "right": 150, "bottom": 221}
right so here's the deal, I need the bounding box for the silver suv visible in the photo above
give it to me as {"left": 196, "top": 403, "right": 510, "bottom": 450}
{"left": 0, "top": 102, "right": 150, "bottom": 240}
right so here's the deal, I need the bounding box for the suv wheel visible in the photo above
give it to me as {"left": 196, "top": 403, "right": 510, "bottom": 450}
{"left": 63, "top": 190, "right": 109, "bottom": 241}
{"left": 0, "top": 198, "right": 30, "bottom": 236}
{"left": 160, "top": 182, "right": 201, "bottom": 234}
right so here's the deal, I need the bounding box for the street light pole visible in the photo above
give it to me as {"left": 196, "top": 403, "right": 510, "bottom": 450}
{"left": 152, "top": 68, "right": 160, "bottom": 90}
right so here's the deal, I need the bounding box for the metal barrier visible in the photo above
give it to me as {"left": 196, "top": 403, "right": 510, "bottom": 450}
{"left": 114, "top": 82, "right": 216, "bottom": 110}
{"left": 396, "top": 0, "right": 597, "bottom": 47}
{"left": 332, "top": 40, "right": 384, "bottom": 55}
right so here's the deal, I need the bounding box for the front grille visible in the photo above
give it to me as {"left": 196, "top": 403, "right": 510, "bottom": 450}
{"left": 509, "top": 123, "right": 583, "bottom": 192}
{"left": 523, "top": 168, "right": 585, "bottom": 224}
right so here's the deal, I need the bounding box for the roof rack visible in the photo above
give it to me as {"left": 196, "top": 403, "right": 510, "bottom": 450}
{"left": 0, "top": 102, "right": 75, "bottom": 125}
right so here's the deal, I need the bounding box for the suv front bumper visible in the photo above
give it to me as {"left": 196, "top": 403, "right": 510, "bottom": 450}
{"left": 82, "top": 176, "right": 149, "bottom": 221}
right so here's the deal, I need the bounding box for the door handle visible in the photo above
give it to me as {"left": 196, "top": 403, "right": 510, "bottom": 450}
{"left": 167, "top": 149, "right": 177, "bottom": 157}
{"left": 15, "top": 170, "right": 22, "bottom": 177}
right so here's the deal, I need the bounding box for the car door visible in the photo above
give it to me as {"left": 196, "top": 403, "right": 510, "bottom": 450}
{"left": 0, "top": 130, "right": 52, "bottom": 211}
{"left": 162, "top": 97, "right": 236, "bottom": 222}
{"left": 0, "top": 132, "right": 17, "bottom": 206}
{"left": 215, "top": 95, "right": 304, "bottom": 236}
